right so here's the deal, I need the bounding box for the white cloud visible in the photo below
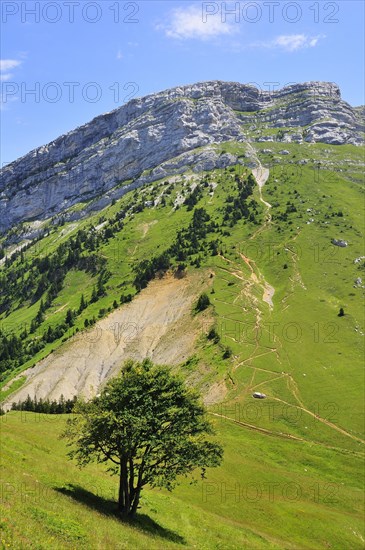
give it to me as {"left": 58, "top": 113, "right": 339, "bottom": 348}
{"left": 116, "top": 50, "right": 123, "bottom": 60}
{"left": 0, "top": 59, "right": 22, "bottom": 81}
{"left": 273, "top": 34, "right": 321, "bottom": 51}
{"left": 308, "top": 37, "right": 320, "bottom": 47}
{"left": 0, "top": 59, "right": 22, "bottom": 109}
{"left": 158, "top": 5, "right": 236, "bottom": 41}
{"left": 257, "top": 34, "right": 324, "bottom": 52}
{"left": 0, "top": 59, "right": 21, "bottom": 71}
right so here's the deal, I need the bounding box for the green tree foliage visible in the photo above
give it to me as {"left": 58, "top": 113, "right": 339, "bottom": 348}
{"left": 90, "top": 286, "right": 98, "bottom": 303}
{"left": 207, "top": 327, "right": 220, "bottom": 344}
{"left": 62, "top": 359, "right": 223, "bottom": 519}
{"left": 134, "top": 252, "right": 172, "bottom": 291}
{"left": 97, "top": 270, "right": 110, "bottom": 297}
{"left": 134, "top": 207, "right": 217, "bottom": 290}
{"left": 65, "top": 308, "right": 76, "bottom": 327}
{"left": 0, "top": 225, "right": 113, "bottom": 374}
{"left": 0, "top": 329, "right": 24, "bottom": 372}
{"left": 0, "top": 227, "right": 108, "bottom": 317}
{"left": 11, "top": 394, "right": 77, "bottom": 414}
{"left": 222, "top": 346, "right": 233, "bottom": 359}
{"left": 195, "top": 293, "right": 211, "bottom": 312}
{"left": 120, "top": 294, "right": 133, "bottom": 304}
{"left": 78, "top": 294, "right": 87, "bottom": 314}
{"left": 223, "top": 175, "right": 257, "bottom": 226}
{"left": 35, "top": 299, "right": 46, "bottom": 324}
{"left": 184, "top": 186, "right": 203, "bottom": 210}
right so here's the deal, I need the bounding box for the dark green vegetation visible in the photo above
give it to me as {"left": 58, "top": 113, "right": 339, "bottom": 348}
{"left": 1, "top": 141, "right": 364, "bottom": 548}
{"left": 62, "top": 359, "right": 223, "bottom": 519}
{"left": 10, "top": 394, "right": 77, "bottom": 414}
{"left": 0, "top": 166, "right": 259, "bottom": 377}
{"left": 195, "top": 293, "right": 211, "bottom": 312}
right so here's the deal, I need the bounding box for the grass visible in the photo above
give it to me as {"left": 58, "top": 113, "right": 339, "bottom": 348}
{"left": 0, "top": 141, "right": 364, "bottom": 548}
{"left": 1, "top": 412, "right": 364, "bottom": 549}
{"left": 0, "top": 377, "right": 26, "bottom": 401}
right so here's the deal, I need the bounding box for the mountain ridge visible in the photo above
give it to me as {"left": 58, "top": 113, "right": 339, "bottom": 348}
{"left": 1, "top": 80, "right": 364, "bottom": 234}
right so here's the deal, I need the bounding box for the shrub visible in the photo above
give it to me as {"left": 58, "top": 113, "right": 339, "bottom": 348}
{"left": 195, "top": 293, "right": 210, "bottom": 312}
{"left": 207, "top": 328, "right": 220, "bottom": 344}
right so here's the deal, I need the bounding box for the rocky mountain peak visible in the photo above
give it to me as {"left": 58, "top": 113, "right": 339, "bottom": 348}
{"left": 1, "top": 80, "right": 363, "bottom": 234}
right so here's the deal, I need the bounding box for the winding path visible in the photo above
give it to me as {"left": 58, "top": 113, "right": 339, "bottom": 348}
{"left": 243, "top": 146, "right": 275, "bottom": 308}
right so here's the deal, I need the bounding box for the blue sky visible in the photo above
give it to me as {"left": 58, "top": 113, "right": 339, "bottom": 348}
{"left": 1, "top": 0, "right": 364, "bottom": 164}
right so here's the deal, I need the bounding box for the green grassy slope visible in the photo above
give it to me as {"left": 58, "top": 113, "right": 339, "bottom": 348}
{"left": 0, "top": 141, "right": 364, "bottom": 548}
{"left": 1, "top": 412, "right": 364, "bottom": 550}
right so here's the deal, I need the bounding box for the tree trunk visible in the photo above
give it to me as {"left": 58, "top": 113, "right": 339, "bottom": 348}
{"left": 123, "top": 458, "right": 130, "bottom": 517}
{"left": 129, "top": 487, "right": 141, "bottom": 518}
{"left": 129, "top": 458, "right": 134, "bottom": 501}
{"left": 118, "top": 466, "right": 125, "bottom": 515}
{"left": 118, "top": 457, "right": 143, "bottom": 519}
{"left": 118, "top": 459, "right": 130, "bottom": 518}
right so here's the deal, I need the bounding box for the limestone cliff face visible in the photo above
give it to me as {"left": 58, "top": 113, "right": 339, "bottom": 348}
{"left": 1, "top": 81, "right": 363, "bottom": 233}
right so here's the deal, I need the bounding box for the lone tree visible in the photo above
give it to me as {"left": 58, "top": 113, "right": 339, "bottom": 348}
{"left": 62, "top": 359, "right": 223, "bottom": 519}
{"left": 195, "top": 292, "right": 210, "bottom": 312}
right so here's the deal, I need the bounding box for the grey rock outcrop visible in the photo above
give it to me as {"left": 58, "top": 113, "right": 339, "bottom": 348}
{"left": 1, "top": 80, "right": 363, "bottom": 233}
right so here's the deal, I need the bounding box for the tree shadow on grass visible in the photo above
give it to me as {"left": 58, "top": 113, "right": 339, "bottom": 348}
{"left": 55, "top": 484, "right": 186, "bottom": 545}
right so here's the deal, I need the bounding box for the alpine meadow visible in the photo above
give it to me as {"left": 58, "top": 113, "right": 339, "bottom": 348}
{"left": 1, "top": 78, "right": 364, "bottom": 550}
